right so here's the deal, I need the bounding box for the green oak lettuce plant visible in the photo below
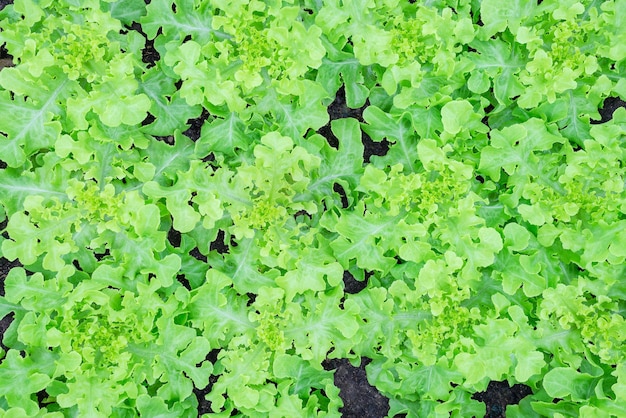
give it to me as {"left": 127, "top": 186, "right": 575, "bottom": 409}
{"left": 0, "top": 0, "right": 625, "bottom": 417}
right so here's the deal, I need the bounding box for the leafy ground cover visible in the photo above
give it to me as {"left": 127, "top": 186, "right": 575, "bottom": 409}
{"left": 1, "top": 0, "right": 626, "bottom": 417}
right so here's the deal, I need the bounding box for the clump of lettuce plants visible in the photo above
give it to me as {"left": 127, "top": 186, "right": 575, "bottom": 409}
{"left": 0, "top": 0, "right": 625, "bottom": 417}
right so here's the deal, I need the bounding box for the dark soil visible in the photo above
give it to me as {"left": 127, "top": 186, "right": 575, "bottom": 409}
{"left": 0, "top": 313, "right": 12, "bottom": 353}
{"left": 317, "top": 85, "right": 391, "bottom": 163}
{"left": 473, "top": 381, "right": 533, "bottom": 418}
{"left": 0, "top": 256, "right": 21, "bottom": 352}
{"left": 0, "top": 258, "right": 16, "bottom": 297}
{"left": 592, "top": 96, "right": 626, "bottom": 124}
{"left": 0, "top": 1, "right": 13, "bottom": 11}
{"left": 323, "top": 357, "right": 391, "bottom": 418}
{"left": 0, "top": 36, "right": 12, "bottom": 75}
{"left": 193, "top": 349, "right": 222, "bottom": 415}
{"left": 127, "top": 21, "right": 160, "bottom": 68}
{"left": 342, "top": 270, "right": 369, "bottom": 294}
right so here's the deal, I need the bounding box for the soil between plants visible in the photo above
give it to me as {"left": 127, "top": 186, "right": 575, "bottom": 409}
{"left": 0, "top": 2, "right": 625, "bottom": 415}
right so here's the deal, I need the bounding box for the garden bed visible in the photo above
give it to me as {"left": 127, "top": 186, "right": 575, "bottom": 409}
{"left": 1, "top": 0, "right": 626, "bottom": 417}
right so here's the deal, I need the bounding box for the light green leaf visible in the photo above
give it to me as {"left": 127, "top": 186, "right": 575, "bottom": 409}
{"left": 0, "top": 77, "right": 66, "bottom": 167}
{"left": 195, "top": 112, "right": 253, "bottom": 157}
{"left": 285, "top": 287, "right": 360, "bottom": 362}
{"left": 297, "top": 118, "right": 364, "bottom": 208}
{"left": 0, "top": 167, "right": 68, "bottom": 215}
{"left": 103, "top": 0, "right": 147, "bottom": 25}
{"left": 316, "top": 40, "right": 371, "bottom": 108}
{"left": 495, "top": 251, "right": 546, "bottom": 296}
{"left": 141, "top": 0, "right": 226, "bottom": 45}
{"left": 276, "top": 247, "right": 343, "bottom": 302}
{"left": 543, "top": 367, "right": 599, "bottom": 402}
{"left": 441, "top": 99, "right": 476, "bottom": 136}
{"left": 468, "top": 38, "right": 527, "bottom": 108}
{"left": 136, "top": 394, "right": 189, "bottom": 418}
{"left": 479, "top": 118, "right": 565, "bottom": 188}
{"left": 0, "top": 350, "right": 52, "bottom": 415}
{"left": 514, "top": 349, "right": 545, "bottom": 382}
{"left": 139, "top": 66, "right": 202, "bottom": 136}
{"left": 479, "top": 0, "right": 536, "bottom": 37}
{"left": 323, "top": 206, "right": 399, "bottom": 274}
{"left": 503, "top": 222, "right": 532, "bottom": 252}
{"left": 188, "top": 270, "right": 255, "bottom": 346}
{"left": 362, "top": 107, "right": 419, "bottom": 171}
{"left": 272, "top": 353, "right": 335, "bottom": 397}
